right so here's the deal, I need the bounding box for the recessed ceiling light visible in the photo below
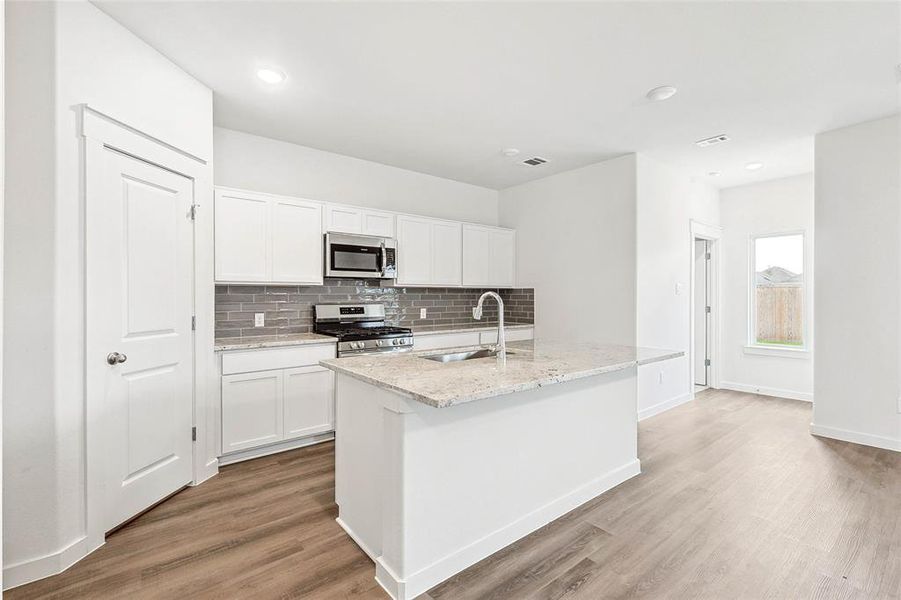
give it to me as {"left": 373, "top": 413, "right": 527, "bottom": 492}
{"left": 707, "top": 171, "right": 721, "bottom": 177}
{"left": 745, "top": 162, "right": 764, "bottom": 171}
{"left": 257, "top": 68, "right": 286, "bottom": 84}
{"left": 502, "top": 148, "right": 520, "bottom": 157}
{"left": 646, "top": 85, "right": 677, "bottom": 102}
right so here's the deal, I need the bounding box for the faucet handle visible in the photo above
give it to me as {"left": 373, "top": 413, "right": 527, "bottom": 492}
{"left": 472, "top": 306, "right": 483, "bottom": 320}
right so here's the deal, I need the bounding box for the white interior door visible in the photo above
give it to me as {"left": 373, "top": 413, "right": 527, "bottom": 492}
{"left": 694, "top": 239, "right": 709, "bottom": 386}
{"left": 90, "top": 146, "right": 195, "bottom": 532}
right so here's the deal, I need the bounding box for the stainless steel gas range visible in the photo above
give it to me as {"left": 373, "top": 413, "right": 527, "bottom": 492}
{"left": 313, "top": 303, "right": 413, "bottom": 357}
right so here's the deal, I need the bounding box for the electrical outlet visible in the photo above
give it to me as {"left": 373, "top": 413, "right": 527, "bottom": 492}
{"left": 675, "top": 282, "right": 684, "bottom": 296}
{"left": 254, "top": 313, "right": 265, "bottom": 327}
{"left": 420, "top": 308, "right": 427, "bottom": 319}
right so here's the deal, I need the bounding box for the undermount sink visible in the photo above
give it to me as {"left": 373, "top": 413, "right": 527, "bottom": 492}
{"left": 422, "top": 348, "right": 509, "bottom": 363}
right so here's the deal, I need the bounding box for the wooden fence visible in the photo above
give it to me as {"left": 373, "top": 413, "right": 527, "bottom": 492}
{"left": 756, "top": 285, "right": 802, "bottom": 344}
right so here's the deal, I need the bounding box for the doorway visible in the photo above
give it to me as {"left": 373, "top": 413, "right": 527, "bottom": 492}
{"left": 694, "top": 238, "right": 710, "bottom": 387}
{"left": 83, "top": 108, "right": 205, "bottom": 548}
{"left": 690, "top": 220, "right": 721, "bottom": 396}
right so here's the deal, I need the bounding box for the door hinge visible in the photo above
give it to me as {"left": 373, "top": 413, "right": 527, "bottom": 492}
{"left": 705, "top": 306, "right": 711, "bottom": 313}
{"left": 189, "top": 204, "right": 198, "bottom": 220}
{"left": 192, "top": 426, "right": 197, "bottom": 442}
{"left": 705, "top": 358, "right": 711, "bottom": 367}
{"left": 705, "top": 252, "right": 711, "bottom": 260}
{"left": 191, "top": 315, "right": 196, "bottom": 330}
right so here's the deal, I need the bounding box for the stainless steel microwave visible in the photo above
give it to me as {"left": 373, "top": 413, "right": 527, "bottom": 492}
{"left": 324, "top": 232, "right": 397, "bottom": 279}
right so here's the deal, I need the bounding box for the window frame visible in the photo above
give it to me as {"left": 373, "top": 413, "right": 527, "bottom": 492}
{"left": 747, "top": 230, "right": 809, "bottom": 355}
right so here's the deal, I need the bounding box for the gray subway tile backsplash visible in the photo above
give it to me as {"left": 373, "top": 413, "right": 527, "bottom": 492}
{"left": 215, "top": 279, "right": 534, "bottom": 340}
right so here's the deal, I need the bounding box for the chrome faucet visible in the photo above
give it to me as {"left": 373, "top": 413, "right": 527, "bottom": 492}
{"left": 473, "top": 291, "right": 506, "bottom": 364}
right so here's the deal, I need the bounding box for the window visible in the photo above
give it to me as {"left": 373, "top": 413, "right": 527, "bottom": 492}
{"left": 751, "top": 233, "right": 805, "bottom": 348}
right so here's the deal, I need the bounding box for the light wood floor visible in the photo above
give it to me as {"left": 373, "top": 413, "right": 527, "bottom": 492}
{"left": 9, "top": 389, "right": 901, "bottom": 599}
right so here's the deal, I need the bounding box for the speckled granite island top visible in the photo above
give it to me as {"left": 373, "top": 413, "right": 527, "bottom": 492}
{"left": 320, "top": 340, "right": 682, "bottom": 408}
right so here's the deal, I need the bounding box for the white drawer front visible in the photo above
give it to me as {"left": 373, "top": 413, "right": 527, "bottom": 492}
{"left": 480, "top": 327, "right": 534, "bottom": 345}
{"left": 221, "top": 344, "right": 336, "bottom": 375}
{"left": 413, "top": 332, "right": 481, "bottom": 351}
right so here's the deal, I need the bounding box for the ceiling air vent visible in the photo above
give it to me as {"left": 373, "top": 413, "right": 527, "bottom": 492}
{"left": 695, "top": 134, "right": 730, "bottom": 148}
{"left": 522, "top": 156, "right": 548, "bottom": 166}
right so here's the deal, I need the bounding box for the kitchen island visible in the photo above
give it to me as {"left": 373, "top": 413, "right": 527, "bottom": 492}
{"left": 320, "top": 340, "right": 681, "bottom": 600}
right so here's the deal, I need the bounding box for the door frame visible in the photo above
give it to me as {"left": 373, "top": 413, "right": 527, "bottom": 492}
{"left": 689, "top": 220, "right": 722, "bottom": 397}
{"left": 81, "top": 106, "right": 216, "bottom": 553}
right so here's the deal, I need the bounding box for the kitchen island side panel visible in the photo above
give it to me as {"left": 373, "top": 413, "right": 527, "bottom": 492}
{"left": 335, "top": 368, "right": 639, "bottom": 600}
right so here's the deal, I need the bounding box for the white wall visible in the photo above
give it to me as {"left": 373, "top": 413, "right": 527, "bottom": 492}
{"left": 214, "top": 128, "right": 499, "bottom": 224}
{"left": 498, "top": 155, "right": 636, "bottom": 345}
{"left": 635, "top": 155, "right": 720, "bottom": 419}
{"left": 4, "top": 0, "right": 213, "bottom": 587}
{"left": 812, "top": 115, "right": 901, "bottom": 452}
{"left": 719, "top": 174, "right": 814, "bottom": 401}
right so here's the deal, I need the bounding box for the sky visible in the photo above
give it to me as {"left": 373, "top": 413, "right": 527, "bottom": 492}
{"left": 755, "top": 234, "right": 803, "bottom": 274}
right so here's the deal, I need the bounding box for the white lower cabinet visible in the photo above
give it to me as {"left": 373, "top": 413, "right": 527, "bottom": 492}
{"left": 413, "top": 327, "right": 534, "bottom": 351}
{"left": 221, "top": 371, "right": 284, "bottom": 453}
{"left": 220, "top": 343, "right": 336, "bottom": 459}
{"left": 479, "top": 327, "right": 534, "bottom": 345}
{"left": 284, "top": 366, "right": 335, "bottom": 440}
{"left": 414, "top": 331, "right": 481, "bottom": 351}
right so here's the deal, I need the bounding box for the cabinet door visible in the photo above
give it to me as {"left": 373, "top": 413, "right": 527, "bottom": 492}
{"left": 271, "top": 199, "right": 323, "bottom": 284}
{"left": 324, "top": 204, "right": 363, "bottom": 234}
{"left": 396, "top": 216, "right": 432, "bottom": 285}
{"left": 362, "top": 210, "right": 396, "bottom": 237}
{"left": 221, "top": 371, "right": 284, "bottom": 453}
{"left": 284, "top": 366, "right": 335, "bottom": 440}
{"left": 462, "top": 225, "right": 492, "bottom": 287}
{"left": 490, "top": 229, "right": 516, "bottom": 288}
{"left": 215, "top": 190, "right": 269, "bottom": 282}
{"left": 431, "top": 221, "right": 462, "bottom": 286}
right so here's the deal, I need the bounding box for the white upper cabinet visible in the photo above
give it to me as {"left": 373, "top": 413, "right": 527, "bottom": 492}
{"left": 216, "top": 187, "right": 514, "bottom": 289}
{"left": 462, "top": 224, "right": 516, "bottom": 288}
{"left": 362, "top": 211, "right": 395, "bottom": 237}
{"left": 323, "top": 203, "right": 396, "bottom": 237}
{"left": 215, "top": 188, "right": 323, "bottom": 285}
{"left": 431, "top": 221, "right": 463, "bottom": 286}
{"left": 396, "top": 215, "right": 462, "bottom": 287}
{"left": 215, "top": 190, "right": 269, "bottom": 282}
{"left": 271, "top": 198, "right": 322, "bottom": 284}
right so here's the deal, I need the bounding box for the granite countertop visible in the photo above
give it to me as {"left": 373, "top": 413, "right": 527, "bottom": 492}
{"left": 319, "top": 339, "right": 682, "bottom": 408}
{"left": 411, "top": 322, "right": 534, "bottom": 336}
{"left": 214, "top": 333, "right": 336, "bottom": 352}
{"left": 214, "top": 323, "right": 535, "bottom": 352}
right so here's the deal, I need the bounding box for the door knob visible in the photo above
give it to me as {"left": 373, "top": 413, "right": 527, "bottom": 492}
{"left": 106, "top": 352, "right": 127, "bottom": 365}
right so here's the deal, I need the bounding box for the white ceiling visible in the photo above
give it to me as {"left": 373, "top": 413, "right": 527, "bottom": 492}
{"left": 94, "top": 1, "right": 900, "bottom": 190}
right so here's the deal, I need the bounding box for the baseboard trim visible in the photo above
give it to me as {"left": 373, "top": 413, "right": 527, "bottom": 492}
{"left": 810, "top": 423, "right": 901, "bottom": 453}
{"left": 336, "top": 517, "right": 381, "bottom": 562}
{"left": 3, "top": 535, "right": 103, "bottom": 591}
{"left": 720, "top": 381, "right": 812, "bottom": 402}
{"left": 371, "top": 459, "right": 642, "bottom": 600}
{"left": 639, "top": 393, "right": 692, "bottom": 421}
{"left": 218, "top": 431, "right": 335, "bottom": 466}
{"left": 192, "top": 457, "right": 219, "bottom": 487}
